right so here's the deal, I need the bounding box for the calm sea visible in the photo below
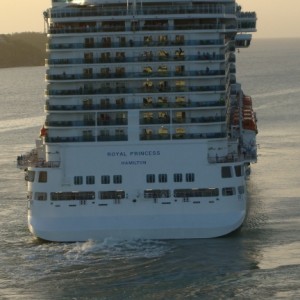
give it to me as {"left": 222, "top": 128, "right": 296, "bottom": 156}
{"left": 0, "top": 38, "right": 300, "bottom": 300}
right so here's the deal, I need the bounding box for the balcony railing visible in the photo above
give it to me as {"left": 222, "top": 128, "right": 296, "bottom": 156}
{"left": 45, "top": 54, "right": 225, "bottom": 66}
{"left": 48, "top": 5, "right": 235, "bottom": 19}
{"left": 46, "top": 70, "right": 226, "bottom": 81}
{"left": 17, "top": 150, "right": 60, "bottom": 169}
{"left": 45, "top": 119, "right": 128, "bottom": 127}
{"left": 140, "top": 132, "right": 226, "bottom": 141}
{"left": 48, "top": 24, "right": 235, "bottom": 35}
{"left": 45, "top": 135, "right": 128, "bottom": 143}
{"left": 47, "top": 39, "right": 224, "bottom": 50}
{"left": 45, "top": 100, "right": 226, "bottom": 112}
{"left": 46, "top": 85, "right": 226, "bottom": 96}
{"left": 140, "top": 116, "right": 225, "bottom": 125}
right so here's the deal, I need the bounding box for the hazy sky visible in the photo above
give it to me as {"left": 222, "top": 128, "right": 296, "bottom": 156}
{"left": 1, "top": 0, "right": 300, "bottom": 38}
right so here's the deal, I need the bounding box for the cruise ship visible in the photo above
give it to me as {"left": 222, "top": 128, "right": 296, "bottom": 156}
{"left": 17, "top": 0, "right": 257, "bottom": 242}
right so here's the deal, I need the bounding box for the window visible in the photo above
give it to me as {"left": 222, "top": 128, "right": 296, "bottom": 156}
{"left": 38, "top": 171, "right": 47, "bottom": 183}
{"left": 222, "top": 187, "right": 236, "bottom": 196}
{"left": 174, "top": 173, "right": 182, "bottom": 182}
{"left": 174, "top": 188, "right": 219, "bottom": 197}
{"left": 221, "top": 166, "right": 232, "bottom": 178}
{"left": 238, "top": 186, "right": 245, "bottom": 194}
{"left": 186, "top": 173, "right": 195, "bottom": 182}
{"left": 235, "top": 165, "right": 244, "bottom": 177}
{"left": 143, "top": 66, "right": 153, "bottom": 74}
{"left": 51, "top": 192, "right": 95, "bottom": 201}
{"left": 74, "top": 176, "right": 83, "bottom": 185}
{"left": 84, "top": 52, "right": 93, "bottom": 63}
{"left": 101, "top": 52, "right": 110, "bottom": 61}
{"left": 143, "top": 112, "right": 153, "bottom": 123}
{"left": 146, "top": 174, "right": 155, "bottom": 183}
{"left": 175, "top": 35, "right": 184, "bottom": 45}
{"left": 26, "top": 171, "right": 35, "bottom": 182}
{"left": 175, "top": 65, "right": 184, "bottom": 75}
{"left": 83, "top": 68, "right": 93, "bottom": 78}
{"left": 101, "top": 175, "right": 110, "bottom": 184}
{"left": 86, "top": 176, "right": 95, "bottom": 185}
{"left": 159, "top": 174, "right": 168, "bottom": 183}
{"left": 144, "top": 36, "right": 152, "bottom": 45}
{"left": 113, "top": 175, "right": 122, "bottom": 184}
{"left": 175, "top": 80, "right": 185, "bottom": 92}
{"left": 158, "top": 35, "right": 168, "bottom": 45}
{"left": 35, "top": 192, "right": 47, "bottom": 201}
{"left": 99, "top": 190, "right": 125, "bottom": 200}
{"left": 158, "top": 127, "right": 168, "bottom": 136}
{"left": 144, "top": 189, "right": 170, "bottom": 198}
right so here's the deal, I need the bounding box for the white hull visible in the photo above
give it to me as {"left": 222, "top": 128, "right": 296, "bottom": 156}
{"left": 25, "top": 142, "right": 248, "bottom": 241}
{"left": 29, "top": 200, "right": 246, "bottom": 242}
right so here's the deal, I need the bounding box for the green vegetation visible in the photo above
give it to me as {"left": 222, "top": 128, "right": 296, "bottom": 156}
{"left": 0, "top": 32, "right": 47, "bottom": 68}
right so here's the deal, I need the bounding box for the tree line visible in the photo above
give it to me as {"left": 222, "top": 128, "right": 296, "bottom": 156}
{"left": 0, "top": 32, "right": 47, "bottom": 68}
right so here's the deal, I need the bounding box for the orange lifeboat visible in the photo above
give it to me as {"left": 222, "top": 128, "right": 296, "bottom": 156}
{"left": 243, "top": 118, "right": 257, "bottom": 131}
{"left": 40, "top": 125, "right": 47, "bottom": 137}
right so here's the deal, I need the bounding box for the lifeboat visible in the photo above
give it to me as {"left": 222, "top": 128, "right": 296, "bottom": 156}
{"left": 242, "top": 118, "right": 257, "bottom": 131}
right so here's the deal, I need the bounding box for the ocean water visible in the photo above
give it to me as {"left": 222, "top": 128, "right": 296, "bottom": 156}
{"left": 0, "top": 38, "right": 300, "bottom": 299}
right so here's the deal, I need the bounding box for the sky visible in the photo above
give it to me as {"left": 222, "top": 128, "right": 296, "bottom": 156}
{"left": 0, "top": 0, "right": 300, "bottom": 39}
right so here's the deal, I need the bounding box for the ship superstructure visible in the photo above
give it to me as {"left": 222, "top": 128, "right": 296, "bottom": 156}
{"left": 18, "top": 0, "right": 257, "bottom": 241}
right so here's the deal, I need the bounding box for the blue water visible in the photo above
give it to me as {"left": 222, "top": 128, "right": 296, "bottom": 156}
{"left": 1, "top": 38, "right": 300, "bottom": 299}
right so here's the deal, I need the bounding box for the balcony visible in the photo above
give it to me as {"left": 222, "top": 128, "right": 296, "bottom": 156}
{"left": 140, "top": 132, "right": 226, "bottom": 141}
{"left": 46, "top": 85, "right": 226, "bottom": 96}
{"left": 46, "top": 70, "right": 226, "bottom": 81}
{"left": 45, "top": 99, "right": 225, "bottom": 112}
{"left": 45, "top": 54, "right": 225, "bottom": 67}
{"left": 47, "top": 39, "right": 224, "bottom": 50}
{"left": 48, "top": 4, "right": 235, "bottom": 19}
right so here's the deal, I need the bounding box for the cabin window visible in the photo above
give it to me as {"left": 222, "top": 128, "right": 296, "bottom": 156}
{"left": 113, "top": 175, "right": 122, "bottom": 184}
{"left": 146, "top": 174, "right": 155, "bottom": 183}
{"left": 26, "top": 171, "right": 35, "bottom": 182}
{"left": 84, "top": 52, "right": 93, "bottom": 63}
{"left": 35, "top": 192, "right": 47, "bottom": 201}
{"left": 186, "top": 173, "right": 195, "bottom": 182}
{"left": 159, "top": 50, "right": 169, "bottom": 59}
{"left": 174, "top": 188, "right": 219, "bottom": 197}
{"left": 74, "top": 176, "right": 83, "bottom": 185}
{"left": 143, "top": 112, "right": 154, "bottom": 123}
{"left": 143, "top": 97, "right": 153, "bottom": 106}
{"left": 144, "top": 36, "right": 152, "bottom": 45}
{"left": 99, "top": 190, "right": 125, "bottom": 200}
{"left": 158, "top": 65, "right": 168, "bottom": 74}
{"left": 86, "top": 176, "right": 95, "bottom": 185}
{"left": 143, "top": 66, "right": 153, "bottom": 74}
{"left": 158, "top": 35, "right": 168, "bottom": 45}
{"left": 173, "top": 173, "right": 183, "bottom": 182}
{"left": 175, "top": 65, "right": 184, "bottom": 75}
{"left": 175, "top": 35, "right": 184, "bottom": 45}
{"left": 235, "top": 165, "right": 244, "bottom": 177}
{"left": 38, "top": 171, "right": 47, "bottom": 183}
{"left": 238, "top": 186, "right": 245, "bottom": 194}
{"left": 222, "top": 187, "right": 236, "bottom": 196}
{"left": 144, "top": 189, "right": 170, "bottom": 198}
{"left": 101, "top": 175, "right": 110, "bottom": 184}
{"left": 119, "top": 36, "right": 126, "bottom": 46}
{"left": 83, "top": 68, "right": 93, "bottom": 78}
{"left": 102, "top": 36, "right": 111, "bottom": 47}
{"left": 221, "top": 166, "right": 232, "bottom": 178}
{"left": 85, "top": 37, "right": 94, "bottom": 47}
{"left": 159, "top": 174, "right": 168, "bottom": 183}
{"left": 51, "top": 192, "right": 95, "bottom": 201}
{"left": 101, "top": 52, "right": 111, "bottom": 61}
